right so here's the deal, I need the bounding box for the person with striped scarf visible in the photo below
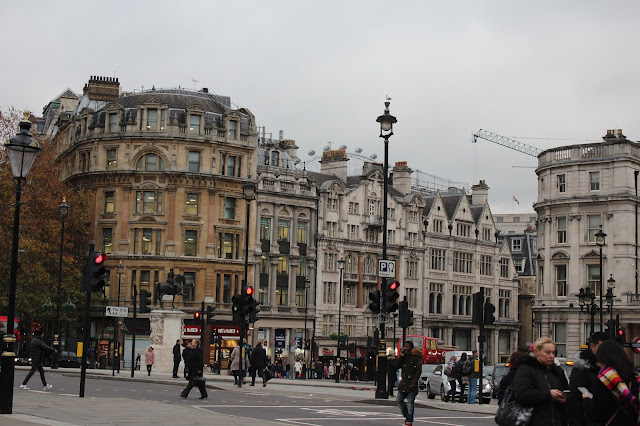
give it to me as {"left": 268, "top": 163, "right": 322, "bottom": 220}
{"left": 584, "top": 340, "right": 640, "bottom": 425}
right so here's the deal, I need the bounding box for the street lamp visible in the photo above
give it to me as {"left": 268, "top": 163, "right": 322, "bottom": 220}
{"left": 336, "top": 257, "right": 346, "bottom": 383}
{"left": 577, "top": 287, "right": 598, "bottom": 340}
{"left": 605, "top": 274, "right": 616, "bottom": 338}
{"left": 303, "top": 277, "right": 310, "bottom": 379}
{"left": 375, "top": 99, "right": 396, "bottom": 400}
{"left": 112, "top": 263, "right": 124, "bottom": 376}
{"left": 52, "top": 198, "right": 69, "bottom": 369}
{"left": 595, "top": 229, "right": 607, "bottom": 330}
{"left": 239, "top": 182, "right": 256, "bottom": 388}
{"left": 1, "top": 112, "right": 41, "bottom": 414}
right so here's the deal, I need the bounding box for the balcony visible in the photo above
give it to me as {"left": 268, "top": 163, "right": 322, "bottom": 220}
{"left": 278, "top": 239, "right": 290, "bottom": 254}
{"left": 365, "top": 214, "right": 383, "bottom": 227}
{"left": 261, "top": 239, "right": 270, "bottom": 253}
{"left": 298, "top": 243, "right": 307, "bottom": 256}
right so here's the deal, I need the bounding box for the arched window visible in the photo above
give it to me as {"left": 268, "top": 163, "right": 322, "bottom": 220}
{"left": 465, "top": 296, "right": 471, "bottom": 316}
{"left": 499, "top": 299, "right": 504, "bottom": 317}
{"left": 429, "top": 293, "right": 435, "bottom": 313}
{"left": 452, "top": 295, "right": 458, "bottom": 315}
{"left": 346, "top": 254, "right": 358, "bottom": 274}
{"left": 364, "top": 256, "right": 374, "bottom": 275}
{"left": 136, "top": 153, "right": 166, "bottom": 172}
{"left": 436, "top": 293, "right": 443, "bottom": 314}
{"left": 505, "top": 299, "right": 510, "bottom": 317}
{"left": 458, "top": 296, "right": 465, "bottom": 316}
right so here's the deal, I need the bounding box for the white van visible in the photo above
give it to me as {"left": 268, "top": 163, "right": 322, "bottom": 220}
{"left": 442, "top": 350, "right": 473, "bottom": 363}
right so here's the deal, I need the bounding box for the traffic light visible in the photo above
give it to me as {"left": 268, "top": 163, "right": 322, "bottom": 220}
{"left": 139, "top": 289, "right": 152, "bottom": 314}
{"left": 206, "top": 305, "right": 216, "bottom": 324}
{"left": 81, "top": 251, "right": 108, "bottom": 292}
{"left": 249, "top": 299, "right": 260, "bottom": 323}
{"left": 368, "top": 290, "right": 381, "bottom": 313}
{"left": 398, "top": 300, "right": 414, "bottom": 328}
{"left": 616, "top": 326, "right": 626, "bottom": 344}
{"left": 243, "top": 286, "right": 255, "bottom": 315}
{"left": 193, "top": 311, "right": 201, "bottom": 321}
{"left": 385, "top": 280, "right": 400, "bottom": 313}
{"left": 605, "top": 319, "right": 616, "bottom": 337}
{"left": 483, "top": 299, "right": 496, "bottom": 325}
{"left": 304, "top": 339, "right": 310, "bottom": 350}
{"left": 472, "top": 292, "right": 484, "bottom": 326}
{"left": 231, "top": 294, "right": 242, "bottom": 323}
{"left": 296, "top": 339, "right": 302, "bottom": 349}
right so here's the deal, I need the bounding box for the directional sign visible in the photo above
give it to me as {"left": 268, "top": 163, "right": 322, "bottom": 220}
{"left": 633, "top": 336, "right": 640, "bottom": 354}
{"left": 162, "top": 294, "right": 173, "bottom": 301}
{"left": 105, "top": 306, "right": 128, "bottom": 317}
{"left": 379, "top": 313, "right": 390, "bottom": 324}
{"left": 204, "top": 297, "right": 214, "bottom": 303}
{"left": 378, "top": 260, "right": 396, "bottom": 278}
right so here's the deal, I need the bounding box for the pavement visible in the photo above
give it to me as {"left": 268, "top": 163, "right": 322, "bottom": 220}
{"left": 0, "top": 366, "right": 496, "bottom": 425}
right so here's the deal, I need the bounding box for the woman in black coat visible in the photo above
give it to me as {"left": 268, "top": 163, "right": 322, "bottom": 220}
{"left": 496, "top": 350, "right": 528, "bottom": 404}
{"left": 513, "top": 337, "right": 569, "bottom": 426}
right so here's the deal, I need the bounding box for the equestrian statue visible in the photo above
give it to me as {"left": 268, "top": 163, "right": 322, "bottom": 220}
{"left": 154, "top": 268, "right": 186, "bottom": 308}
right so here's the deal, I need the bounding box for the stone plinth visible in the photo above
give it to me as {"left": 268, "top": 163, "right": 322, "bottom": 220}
{"left": 148, "top": 309, "right": 184, "bottom": 373}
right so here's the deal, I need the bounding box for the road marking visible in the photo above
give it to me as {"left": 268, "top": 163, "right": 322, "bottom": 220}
{"left": 275, "top": 416, "right": 494, "bottom": 426}
{"left": 11, "top": 414, "right": 77, "bottom": 426}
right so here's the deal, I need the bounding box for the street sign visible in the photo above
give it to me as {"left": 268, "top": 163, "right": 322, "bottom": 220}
{"left": 632, "top": 336, "right": 640, "bottom": 354}
{"left": 378, "top": 260, "right": 396, "bottom": 278}
{"left": 162, "top": 294, "right": 173, "bottom": 301}
{"left": 379, "top": 313, "right": 390, "bottom": 323}
{"left": 204, "top": 297, "right": 214, "bottom": 303}
{"left": 105, "top": 306, "right": 128, "bottom": 317}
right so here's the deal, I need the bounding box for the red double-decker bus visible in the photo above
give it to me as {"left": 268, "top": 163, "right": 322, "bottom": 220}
{"left": 0, "top": 316, "right": 21, "bottom": 341}
{"left": 397, "top": 335, "right": 459, "bottom": 364}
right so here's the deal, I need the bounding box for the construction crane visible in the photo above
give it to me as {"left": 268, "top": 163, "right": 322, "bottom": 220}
{"left": 472, "top": 129, "right": 542, "bottom": 158}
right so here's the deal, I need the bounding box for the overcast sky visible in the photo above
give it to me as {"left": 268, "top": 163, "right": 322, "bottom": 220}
{"left": 3, "top": 1, "right": 639, "bottom": 213}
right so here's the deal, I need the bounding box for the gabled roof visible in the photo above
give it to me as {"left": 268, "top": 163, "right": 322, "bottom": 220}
{"left": 470, "top": 205, "right": 484, "bottom": 223}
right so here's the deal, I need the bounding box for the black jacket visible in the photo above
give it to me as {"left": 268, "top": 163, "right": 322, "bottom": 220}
{"left": 250, "top": 345, "right": 267, "bottom": 370}
{"left": 497, "top": 372, "right": 515, "bottom": 404}
{"left": 395, "top": 349, "right": 423, "bottom": 393}
{"left": 182, "top": 346, "right": 192, "bottom": 364}
{"left": 567, "top": 350, "right": 600, "bottom": 426}
{"left": 189, "top": 347, "right": 204, "bottom": 377}
{"left": 513, "top": 356, "right": 569, "bottom": 426}
{"left": 585, "top": 374, "right": 639, "bottom": 426}
{"left": 29, "top": 336, "right": 54, "bottom": 364}
{"left": 173, "top": 344, "right": 181, "bottom": 362}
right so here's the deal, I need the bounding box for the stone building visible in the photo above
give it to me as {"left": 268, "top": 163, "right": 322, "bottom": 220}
{"left": 534, "top": 129, "right": 640, "bottom": 361}
{"left": 52, "top": 76, "right": 259, "bottom": 367}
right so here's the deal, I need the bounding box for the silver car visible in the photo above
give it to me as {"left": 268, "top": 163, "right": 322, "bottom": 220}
{"left": 425, "top": 363, "right": 492, "bottom": 403}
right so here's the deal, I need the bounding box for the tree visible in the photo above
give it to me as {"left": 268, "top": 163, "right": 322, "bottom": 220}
{"left": 0, "top": 109, "right": 92, "bottom": 336}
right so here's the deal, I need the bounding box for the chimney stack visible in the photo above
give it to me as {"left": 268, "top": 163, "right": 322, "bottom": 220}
{"left": 83, "top": 76, "right": 120, "bottom": 101}
{"left": 471, "top": 180, "right": 490, "bottom": 205}
{"left": 391, "top": 161, "right": 412, "bottom": 195}
{"left": 320, "top": 148, "right": 349, "bottom": 182}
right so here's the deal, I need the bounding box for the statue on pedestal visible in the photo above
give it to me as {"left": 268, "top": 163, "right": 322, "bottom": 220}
{"left": 154, "top": 268, "right": 185, "bottom": 308}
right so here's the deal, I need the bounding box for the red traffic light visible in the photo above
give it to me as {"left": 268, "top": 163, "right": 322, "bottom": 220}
{"left": 194, "top": 311, "right": 201, "bottom": 320}
{"left": 246, "top": 287, "right": 254, "bottom": 296}
{"left": 389, "top": 281, "right": 399, "bottom": 291}
{"left": 618, "top": 328, "right": 624, "bottom": 336}
{"left": 95, "top": 253, "right": 107, "bottom": 264}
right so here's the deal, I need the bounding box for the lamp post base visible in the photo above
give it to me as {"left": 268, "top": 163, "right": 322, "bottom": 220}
{"left": 375, "top": 353, "right": 389, "bottom": 399}
{"left": 0, "top": 338, "right": 16, "bottom": 414}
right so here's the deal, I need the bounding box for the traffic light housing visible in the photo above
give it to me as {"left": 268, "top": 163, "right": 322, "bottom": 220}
{"left": 231, "top": 294, "right": 242, "bottom": 323}
{"left": 385, "top": 280, "right": 400, "bottom": 313}
{"left": 472, "top": 292, "right": 484, "bottom": 326}
{"left": 243, "top": 287, "right": 255, "bottom": 315}
{"left": 398, "top": 300, "right": 414, "bottom": 328}
{"left": 194, "top": 311, "right": 201, "bottom": 321}
{"left": 368, "top": 290, "right": 381, "bottom": 313}
{"left": 139, "top": 289, "right": 152, "bottom": 314}
{"left": 249, "top": 299, "right": 260, "bottom": 323}
{"left": 483, "top": 299, "right": 496, "bottom": 325}
{"left": 206, "top": 305, "right": 216, "bottom": 324}
{"left": 605, "top": 319, "right": 616, "bottom": 337}
{"left": 81, "top": 251, "right": 108, "bottom": 292}
{"left": 615, "top": 319, "right": 626, "bottom": 344}
{"left": 304, "top": 339, "right": 310, "bottom": 350}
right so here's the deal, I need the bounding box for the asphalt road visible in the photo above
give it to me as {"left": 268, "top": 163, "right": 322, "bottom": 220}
{"left": 15, "top": 374, "right": 496, "bottom": 425}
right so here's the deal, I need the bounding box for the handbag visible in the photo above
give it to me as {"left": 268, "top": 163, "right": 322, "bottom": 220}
{"left": 495, "top": 386, "right": 533, "bottom": 426}
{"left": 192, "top": 375, "right": 206, "bottom": 382}
{"left": 263, "top": 367, "right": 272, "bottom": 382}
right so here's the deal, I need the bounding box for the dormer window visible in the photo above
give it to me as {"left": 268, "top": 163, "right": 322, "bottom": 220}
{"left": 189, "top": 114, "right": 201, "bottom": 134}
{"left": 147, "top": 109, "right": 158, "bottom": 130}
{"left": 108, "top": 113, "right": 118, "bottom": 133}
{"left": 228, "top": 120, "right": 237, "bottom": 139}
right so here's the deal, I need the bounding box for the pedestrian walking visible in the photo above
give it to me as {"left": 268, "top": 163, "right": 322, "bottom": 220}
{"left": 182, "top": 340, "right": 192, "bottom": 379}
{"left": 20, "top": 329, "right": 56, "bottom": 390}
{"left": 294, "top": 360, "right": 302, "bottom": 379}
{"left": 585, "top": 339, "right": 639, "bottom": 425}
{"left": 145, "top": 346, "right": 155, "bottom": 376}
{"left": 444, "top": 355, "right": 457, "bottom": 402}
{"left": 395, "top": 340, "right": 422, "bottom": 426}
{"left": 513, "top": 337, "right": 568, "bottom": 426}
{"left": 328, "top": 361, "right": 335, "bottom": 379}
{"left": 172, "top": 339, "right": 182, "bottom": 378}
{"left": 467, "top": 349, "right": 479, "bottom": 404}
{"left": 180, "top": 340, "right": 207, "bottom": 400}
{"left": 250, "top": 340, "right": 268, "bottom": 387}
{"left": 566, "top": 332, "right": 609, "bottom": 426}
{"left": 455, "top": 352, "right": 471, "bottom": 403}
{"left": 229, "top": 343, "right": 248, "bottom": 387}
{"left": 323, "top": 363, "right": 328, "bottom": 379}
{"left": 135, "top": 353, "right": 141, "bottom": 370}
{"left": 496, "top": 350, "right": 527, "bottom": 404}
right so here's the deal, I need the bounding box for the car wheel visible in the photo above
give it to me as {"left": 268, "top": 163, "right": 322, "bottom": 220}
{"left": 440, "top": 384, "right": 447, "bottom": 401}
{"left": 426, "top": 381, "right": 435, "bottom": 399}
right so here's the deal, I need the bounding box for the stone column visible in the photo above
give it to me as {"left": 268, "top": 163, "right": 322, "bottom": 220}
{"left": 148, "top": 309, "right": 185, "bottom": 373}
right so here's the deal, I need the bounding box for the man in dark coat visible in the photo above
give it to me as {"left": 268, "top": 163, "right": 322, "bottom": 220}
{"left": 567, "top": 332, "right": 609, "bottom": 426}
{"left": 180, "top": 340, "right": 207, "bottom": 399}
{"left": 172, "top": 339, "right": 182, "bottom": 378}
{"left": 395, "top": 341, "right": 423, "bottom": 426}
{"left": 250, "top": 340, "right": 267, "bottom": 387}
{"left": 20, "top": 330, "right": 56, "bottom": 390}
{"left": 182, "top": 339, "right": 192, "bottom": 379}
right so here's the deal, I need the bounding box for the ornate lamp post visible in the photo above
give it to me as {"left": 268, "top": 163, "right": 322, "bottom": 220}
{"left": 595, "top": 229, "right": 607, "bottom": 329}
{"left": 51, "top": 198, "right": 69, "bottom": 369}
{"left": 335, "top": 257, "right": 345, "bottom": 383}
{"left": 375, "top": 99, "right": 396, "bottom": 399}
{"left": 577, "top": 287, "right": 598, "bottom": 340}
{"left": 1, "top": 112, "right": 41, "bottom": 414}
{"left": 605, "top": 275, "right": 616, "bottom": 338}
{"left": 303, "top": 277, "right": 310, "bottom": 379}
{"left": 239, "top": 182, "right": 256, "bottom": 388}
{"left": 112, "top": 263, "right": 124, "bottom": 376}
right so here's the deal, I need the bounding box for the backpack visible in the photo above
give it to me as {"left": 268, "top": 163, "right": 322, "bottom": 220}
{"left": 461, "top": 359, "right": 472, "bottom": 376}
{"left": 444, "top": 364, "right": 453, "bottom": 376}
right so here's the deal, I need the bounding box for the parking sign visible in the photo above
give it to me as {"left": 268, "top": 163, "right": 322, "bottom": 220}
{"left": 378, "top": 260, "right": 396, "bottom": 278}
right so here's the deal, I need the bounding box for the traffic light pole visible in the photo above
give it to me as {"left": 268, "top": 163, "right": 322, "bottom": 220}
{"left": 131, "top": 285, "right": 137, "bottom": 378}
{"left": 478, "top": 287, "right": 485, "bottom": 405}
{"left": 200, "top": 302, "right": 205, "bottom": 351}
{"left": 79, "top": 290, "right": 90, "bottom": 397}
{"left": 376, "top": 134, "right": 390, "bottom": 400}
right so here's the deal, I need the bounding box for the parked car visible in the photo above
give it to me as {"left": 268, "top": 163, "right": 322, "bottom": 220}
{"left": 418, "top": 364, "right": 439, "bottom": 390}
{"left": 58, "top": 350, "right": 82, "bottom": 368}
{"left": 424, "top": 363, "right": 491, "bottom": 403}
{"left": 491, "top": 363, "right": 510, "bottom": 398}
{"left": 14, "top": 356, "right": 31, "bottom": 366}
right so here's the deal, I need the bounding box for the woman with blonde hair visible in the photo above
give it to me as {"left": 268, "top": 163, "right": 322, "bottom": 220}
{"left": 145, "top": 346, "right": 155, "bottom": 376}
{"left": 513, "top": 337, "right": 568, "bottom": 426}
